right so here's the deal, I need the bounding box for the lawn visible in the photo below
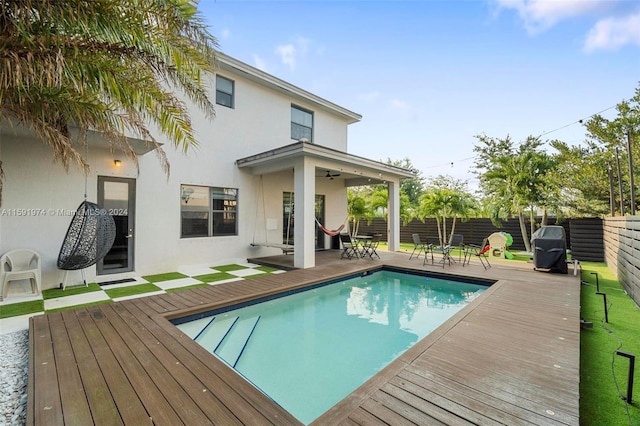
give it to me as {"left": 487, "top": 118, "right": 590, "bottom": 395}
{"left": 579, "top": 262, "right": 640, "bottom": 425}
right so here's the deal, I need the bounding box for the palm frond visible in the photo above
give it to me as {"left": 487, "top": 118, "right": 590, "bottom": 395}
{"left": 0, "top": 0, "right": 219, "bottom": 204}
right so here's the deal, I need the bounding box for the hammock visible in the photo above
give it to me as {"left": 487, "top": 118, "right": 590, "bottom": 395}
{"left": 315, "top": 217, "right": 346, "bottom": 237}
{"left": 57, "top": 201, "right": 116, "bottom": 270}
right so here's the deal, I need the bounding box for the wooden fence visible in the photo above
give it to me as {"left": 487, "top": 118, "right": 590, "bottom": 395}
{"left": 603, "top": 216, "right": 640, "bottom": 306}
{"left": 354, "top": 215, "right": 639, "bottom": 305}
{"left": 355, "top": 217, "right": 604, "bottom": 261}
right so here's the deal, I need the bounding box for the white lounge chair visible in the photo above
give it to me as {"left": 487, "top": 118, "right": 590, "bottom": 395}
{"left": 0, "top": 249, "right": 42, "bottom": 300}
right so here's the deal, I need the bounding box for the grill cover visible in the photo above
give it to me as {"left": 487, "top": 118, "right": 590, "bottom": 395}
{"left": 531, "top": 226, "right": 567, "bottom": 274}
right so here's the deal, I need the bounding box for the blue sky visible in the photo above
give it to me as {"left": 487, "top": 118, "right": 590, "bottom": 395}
{"left": 198, "top": 0, "right": 640, "bottom": 189}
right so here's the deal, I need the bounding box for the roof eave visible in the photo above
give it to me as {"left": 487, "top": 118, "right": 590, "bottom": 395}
{"left": 216, "top": 53, "right": 362, "bottom": 125}
{"left": 236, "top": 141, "right": 416, "bottom": 180}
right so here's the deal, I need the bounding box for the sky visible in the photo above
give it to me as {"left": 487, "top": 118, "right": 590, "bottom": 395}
{"left": 197, "top": 0, "right": 640, "bottom": 190}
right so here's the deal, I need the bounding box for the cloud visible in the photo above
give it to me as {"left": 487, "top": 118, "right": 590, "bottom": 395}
{"left": 252, "top": 54, "right": 268, "bottom": 72}
{"left": 584, "top": 11, "right": 640, "bottom": 52}
{"left": 220, "top": 28, "right": 231, "bottom": 40}
{"left": 492, "top": 0, "right": 604, "bottom": 33}
{"left": 276, "top": 44, "right": 296, "bottom": 70}
{"left": 275, "top": 37, "right": 311, "bottom": 71}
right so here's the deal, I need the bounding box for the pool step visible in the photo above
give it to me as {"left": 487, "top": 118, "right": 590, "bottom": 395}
{"left": 215, "top": 316, "right": 261, "bottom": 368}
{"left": 195, "top": 316, "right": 239, "bottom": 353}
{"left": 176, "top": 315, "right": 214, "bottom": 339}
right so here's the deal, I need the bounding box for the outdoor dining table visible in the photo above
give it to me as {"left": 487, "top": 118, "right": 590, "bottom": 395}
{"left": 354, "top": 235, "right": 373, "bottom": 257}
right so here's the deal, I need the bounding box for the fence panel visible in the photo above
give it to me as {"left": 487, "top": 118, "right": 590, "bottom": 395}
{"left": 604, "top": 216, "right": 640, "bottom": 306}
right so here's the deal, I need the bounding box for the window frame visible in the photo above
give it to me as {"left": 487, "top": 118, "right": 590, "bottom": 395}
{"left": 291, "top": 104, "right": 313, "bottom": 142}
{"left": 215, "top": 75, "right": 235, "bottom": 108}
{"left": 180, "top": 184, "right": 238, "bottom": 238}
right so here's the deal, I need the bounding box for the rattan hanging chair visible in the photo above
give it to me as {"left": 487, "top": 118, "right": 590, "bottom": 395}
{"left": 57, "top": 201, "right": 116, "bottom": 271}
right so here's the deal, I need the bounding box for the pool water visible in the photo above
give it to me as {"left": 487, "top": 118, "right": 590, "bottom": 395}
{"left": 175, "top": 269, "right": 488, "bottom": 424}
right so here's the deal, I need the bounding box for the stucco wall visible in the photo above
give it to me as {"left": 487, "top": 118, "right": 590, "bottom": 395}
{"left": 1, "top": 131, "right": 136, "bottom": 286}
{"left": 1, "top": 63, "right": 353, "bottom": 289}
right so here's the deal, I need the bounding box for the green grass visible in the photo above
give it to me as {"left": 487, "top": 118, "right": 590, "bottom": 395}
{"left": 579, "top": 262, "right": 640, "bottom": 426}
{"left": 104, "top": 283, "right": 161, "bottom": 299}
{"left": 192, "top": 272, "right": 237, "bottom": 283}
{"left": 165, "top": 283, "right": 209, "bottom": 293}
{"left": 46, "top": 300, "right": 112, "bottom": 313}
{"left": 42, "top": 282, "right": 102, "bottom": 300}
{"left": 212, "top": 264, "right": 247, "bottom": 272}
{"left": 0, "top": 300, "right": 44, "bottom": 318}
{"left": 142, "top": 272, "right": 188, "bottom": 283}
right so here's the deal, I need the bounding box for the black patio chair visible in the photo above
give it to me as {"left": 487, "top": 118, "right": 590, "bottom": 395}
{"left": 410, "top": 234, "right": 430, "bottom": 260}
{"left": 463, "top": 237, "right": 491, "bottom": 269}
{"left": 339, "top": 233, "right": 358, "bottom": 259}
{"left": 449, "top": 233, "right": 464, "bottom": 262}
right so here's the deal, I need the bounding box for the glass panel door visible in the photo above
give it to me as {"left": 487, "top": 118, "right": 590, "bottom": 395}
{"left": 97, "top": 177, "right": 135, "bottom": 274}
{"left": 282, "top": 192, "right": 325, "bottom": 250}
{"left": 315, "top": 195, "right": 325, "bottom": 249}
{"left": 283, "top": 192, "right": 294, "bottom": 246}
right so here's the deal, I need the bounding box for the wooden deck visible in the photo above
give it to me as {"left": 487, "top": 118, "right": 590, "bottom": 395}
{"left": 28, "top": 251, "right": 580, "bottom": 425}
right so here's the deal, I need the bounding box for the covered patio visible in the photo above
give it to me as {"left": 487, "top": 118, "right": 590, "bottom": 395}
{"left": 237, "top": 140, "right": 415, "bottom": 269}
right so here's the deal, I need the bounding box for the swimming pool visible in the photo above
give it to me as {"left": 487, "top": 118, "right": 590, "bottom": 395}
{"left": 174, "top": 269, "right": 489, "bottom": 424}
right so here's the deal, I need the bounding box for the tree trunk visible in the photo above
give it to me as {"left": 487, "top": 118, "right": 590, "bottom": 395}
{"left": 541, "top": 208, "right": 548, "bottom": 226}
{"left": 529, "top": 206, "right": 535, "bottom": 241}
{"left": 519, "top": 210, "right": 531, "bottom": 252}
{"left": 449, "top": 216, "right": 458, "bottom": 245}
{"left": 435, "top": 217, "right": 443, "bottom": 246}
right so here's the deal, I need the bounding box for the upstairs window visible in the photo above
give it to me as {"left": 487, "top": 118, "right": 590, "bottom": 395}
{"left": 216, "top": 75, "right": 234, "bottom": 108}
{"left": 291, "top": 105, "right": 313, "bottom": 142}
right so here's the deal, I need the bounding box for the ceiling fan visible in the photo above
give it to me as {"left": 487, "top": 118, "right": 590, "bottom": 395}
{"left": 325, "top": 170, "right": 341, "bottom": 180}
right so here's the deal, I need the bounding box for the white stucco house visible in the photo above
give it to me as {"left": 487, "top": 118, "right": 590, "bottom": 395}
{"left": 0, "top": 53, "right": 414, "bottom": 290}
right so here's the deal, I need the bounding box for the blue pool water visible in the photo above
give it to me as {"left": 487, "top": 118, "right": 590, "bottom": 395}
{"left": 175, "top": 269, "right": 488, "bottom": 424}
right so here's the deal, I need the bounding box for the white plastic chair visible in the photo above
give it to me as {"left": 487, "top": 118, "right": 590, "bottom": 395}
{"left": 0, "top": 249, "right": 42, "bottom": 300}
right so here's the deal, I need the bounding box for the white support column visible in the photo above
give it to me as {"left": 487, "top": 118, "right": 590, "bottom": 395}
{"left": 387, "top": 179, "right": 400, "bottom": 252}
{"left": 293, "top": 157, "right": 316, "bottom": 268}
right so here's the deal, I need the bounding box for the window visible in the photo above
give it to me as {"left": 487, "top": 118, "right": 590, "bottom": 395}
{"left": 181, "top": 185, "right": 238, "bottom": 237}
{"left": 216, "top": 75, "right": 234, "bottom": 108}
{"left": 291, "top": 105, "right": 313, "bottom": 142}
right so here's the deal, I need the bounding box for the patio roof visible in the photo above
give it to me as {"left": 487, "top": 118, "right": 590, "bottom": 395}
{"left": 0, "top": 122, "right": 161, "bottom": 156}
{"left": 236, "top": 141, "right": 416, "bottom": 186}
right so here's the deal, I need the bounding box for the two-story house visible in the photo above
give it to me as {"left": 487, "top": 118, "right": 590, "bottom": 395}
{"left": 0, "top": 53, "right": 413, "bottom": 290}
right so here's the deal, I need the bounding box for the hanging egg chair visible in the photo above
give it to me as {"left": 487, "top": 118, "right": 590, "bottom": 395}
{"left": 57, "top": 201, "right": 116, "bottom": 271}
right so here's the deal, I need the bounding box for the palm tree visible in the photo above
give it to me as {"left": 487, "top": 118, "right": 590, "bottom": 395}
{"left": 446, "top": 191, "right": 476, "bottom": 244}
{"left": 347, "top": 190, "right": 369, "bottom": 237}
{"left": 418, "top": 177, "right": 476, "bottom": 246}
{"left": 417, "top": 189, "right": 450, "bottom": 246}
{"left": 484, "top": 154, "right": 532, "bottom": 251}
{"left": 475, "top": 135, "right": 557, "bottom": 253}
{"left": 0, "top": 0, "right": 218, "bottom": 205}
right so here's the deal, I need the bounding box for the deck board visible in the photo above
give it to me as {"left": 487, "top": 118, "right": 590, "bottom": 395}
{"left": 125, "top": 298, "right": 299, "bottom": 425}
{"left": 56, "top": 310, "right": 118, "bottom": 425}
{"left": 29, "top": 315, "right": 64, "bottom": 425}
{"left": 47, "top": 312, "right": 94, "bottom": 425}
{"left": 28, "top": 251, "right": 580, "bottom": 425}
{"left": 72, "top": 307, "right": 152, "bottom": 425}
